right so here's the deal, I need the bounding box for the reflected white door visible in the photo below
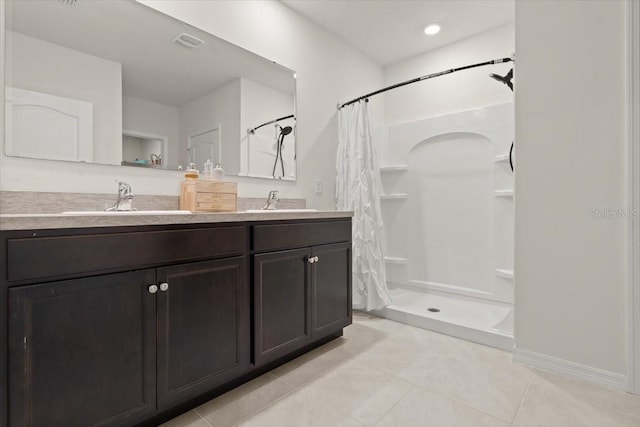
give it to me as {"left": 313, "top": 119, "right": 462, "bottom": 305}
{"left": 5, "top": 87, "right": 93, "bottom": 162}
{"left": 188, "top": 127, "right": 221, "bottom": 171}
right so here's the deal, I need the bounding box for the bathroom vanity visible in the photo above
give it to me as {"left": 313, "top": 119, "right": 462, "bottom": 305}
{"left": 0, "top": 212, "right": 352, "bottom": 426}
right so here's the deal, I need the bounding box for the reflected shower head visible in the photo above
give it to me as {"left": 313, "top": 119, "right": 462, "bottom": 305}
{"left": 279, "top": 126, "right": 293, "bottom": 136}
{"left": 489, "top": 68, "right": 514, "bottom": 91}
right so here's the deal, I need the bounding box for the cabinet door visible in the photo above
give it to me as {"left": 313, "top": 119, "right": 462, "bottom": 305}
{"left": 312, "top": 242, "right": 352, "bottom": 338}
{"left": 8, "top": 270, "right": 157, "bottom": 427}
{"left": 156, "top": 257, "right": 249, "bottom": 409}
{"left": 253, "top": 248, "right": 312, "bottom": 366}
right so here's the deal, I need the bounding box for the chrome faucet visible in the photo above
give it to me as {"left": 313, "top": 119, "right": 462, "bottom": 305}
{"left": 106, "top": 180, "right": 135, "bottom": 211}
{"left": 262, "top": 190, "right": 280, "bottom": 210}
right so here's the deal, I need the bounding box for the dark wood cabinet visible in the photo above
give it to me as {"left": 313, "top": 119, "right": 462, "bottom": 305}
{"left": 157, "top": 257, "right": 249, "bottom": 409}
{"left": 8, "top": 270, "right": 157, "bottom": 427}
{"left": 312, "top": 242, "right": 352, "bottom": 339}
{"left": 1, "top": 218, "right": 351, "bottom": 427}
{"left": 252, "top": 222, "right": 352, "bottom": 366}
{"left": 253, "top": 248, "right": 312, "bottom": 366}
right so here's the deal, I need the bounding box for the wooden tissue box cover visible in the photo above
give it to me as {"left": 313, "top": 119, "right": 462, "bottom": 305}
{"left": 180, "top": 180, "right": 238, "bottom": 212}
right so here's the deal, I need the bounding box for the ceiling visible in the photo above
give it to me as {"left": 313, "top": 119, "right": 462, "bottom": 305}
{"left": 281, "top": 0, "right": 514, "bottom": 66}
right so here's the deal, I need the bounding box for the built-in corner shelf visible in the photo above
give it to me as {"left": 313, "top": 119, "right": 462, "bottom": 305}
{"left": 380, "top": 193, "right": 408, "bottom": 200}
{"left": 494, "top": 154, "right": 510, "bottom": 163}
{"left": 495, "top": 269, "right": 514, "bottom": 279}
{"left": 384, "top": 256, "right": 408, "bottom": 264}
{"left": 494, "top": 189, "right": 514, "bottom": 198}
{"left": 380, "top": 165, "right": 408, "bottom": 172}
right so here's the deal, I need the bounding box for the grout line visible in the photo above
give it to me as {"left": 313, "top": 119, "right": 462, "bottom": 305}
{"left": 509, "top": 371, "right": 535, "bottom": 426}
{"left": 192, "top": 408, "right": 214, "bottom": 427}
{"left": 368, "top": 383, "right": 414, "bottom": 425}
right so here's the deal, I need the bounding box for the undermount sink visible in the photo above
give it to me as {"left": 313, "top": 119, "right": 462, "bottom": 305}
{"left": 62, "top": 210, "right": 192, "bottom": 216}
{"left": 244, "top": 209, "right": 318, "bottom": 213}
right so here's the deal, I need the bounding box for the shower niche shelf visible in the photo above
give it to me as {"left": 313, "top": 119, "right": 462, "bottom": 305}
{"left": 380, "top": 165, "right": 408, "bottom": 172}
{"left": 495, "top": 269, "right": 514, "bottom": 279}
{"left": 380, "top": 193, "right": 408, "bottom": 200}
{"left": 494, "top": 189, "right": 514, "bottom": 198}
{"left": 494, "top": 154, "right": 510, "bottom": 163}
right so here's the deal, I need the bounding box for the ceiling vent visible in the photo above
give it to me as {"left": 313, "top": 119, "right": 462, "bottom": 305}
{"left": 173, "top": 33, "right": 204, "bottom": 49}
{"left": 58, "top": 0, "right": 77, "bottom": 5}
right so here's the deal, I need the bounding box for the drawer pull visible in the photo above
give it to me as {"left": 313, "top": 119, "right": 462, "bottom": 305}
{"left": 159, "top": 282, "right": 169, "bottom": 292}
{"left": 148, "top": 284, "right": 158, "bottom": 294}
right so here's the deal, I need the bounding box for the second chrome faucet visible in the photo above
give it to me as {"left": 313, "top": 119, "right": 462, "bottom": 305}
{"left": 262, "top": 190, "right": 280, "bottom": 210}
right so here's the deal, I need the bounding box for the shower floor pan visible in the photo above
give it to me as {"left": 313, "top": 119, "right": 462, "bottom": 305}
{"left": 372, "top": 287, "right": 514, "bottom": 351}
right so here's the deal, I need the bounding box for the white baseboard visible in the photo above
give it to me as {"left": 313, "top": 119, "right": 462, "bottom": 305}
{"left": 514, "top": 348, "right": 629, "bottom": 393}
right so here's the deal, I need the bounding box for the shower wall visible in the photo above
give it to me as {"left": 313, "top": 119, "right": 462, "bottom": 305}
{"left": 378, "top": 103, "right": 514, "bottom": 304}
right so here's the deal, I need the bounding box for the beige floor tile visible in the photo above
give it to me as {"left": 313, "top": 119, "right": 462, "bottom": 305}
{"left": 159, "top": 410, "right": 211, "bottom": 427}
{"left": 300, "top": 359, "right": 412, "bottom": 426}
{"left": 420, "top": 351, "right": 532, "bottom": 422}
{"left": 513, "top": 370, "right": 640, "bottom": 427}
{"left": 237, "top": 388, "right": 362, "bottom": 427}
{"left": 195, "top": 373, "right": 296, "bottom": 426}
{"left": 349, "top": 335, "right": 423, "bottom": 374}
{"left": 270, "top": 339, "right": 354, "bottom": 388}
{"left": 163, "top": 317, "right": 640, "bottom": 427}
{"left": 341, "top": 322, "right": 389, "bottom": 355}
{"left": 529, "top": 370, "right": 640, "bottom": 420}
{"left": 392, "top": 350, "right": 447, "bottom": 387}
{"left": 374, "top": 385, "right": 510, "bottom": 427}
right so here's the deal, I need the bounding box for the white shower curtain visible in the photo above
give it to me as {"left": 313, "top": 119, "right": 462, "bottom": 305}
{"left": 336, "top": 101, "right": 392, "bottom": 311}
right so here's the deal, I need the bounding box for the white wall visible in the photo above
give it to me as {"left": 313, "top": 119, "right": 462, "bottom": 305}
{"left": 515, "top": 0, "right": 627, "bottom": 376}
{"left": 123, "top": 96, "right": 179, "bottom": 169}
{"left": 6, "top": 31, "right": 122, "bottom": 165}
{"left": 0, "top": 0, "right": 383, "bottom": 205}
{"left": 383, "top": 24, "right": 514, "bottom": 126}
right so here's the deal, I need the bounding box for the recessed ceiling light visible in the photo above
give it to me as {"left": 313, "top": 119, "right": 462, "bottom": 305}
{"left": 424, "top": 24, "right": 441, "bottom": 36}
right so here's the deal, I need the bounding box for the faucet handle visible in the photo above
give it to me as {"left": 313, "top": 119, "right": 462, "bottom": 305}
{"left": 115, "top": 180, "right": 133, "bottom": 196}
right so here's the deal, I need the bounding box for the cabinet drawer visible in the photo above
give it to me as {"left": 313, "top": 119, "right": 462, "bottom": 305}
{"left": 7, "top": 226, "right": 246, "bottom": 282}
{"left": 252, "top": 220, "right": 351, "bottom": 252}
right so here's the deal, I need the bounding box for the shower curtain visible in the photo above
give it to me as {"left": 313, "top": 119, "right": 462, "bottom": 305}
{"left": 336, "top": 101, "right": 392, "bottom": 311}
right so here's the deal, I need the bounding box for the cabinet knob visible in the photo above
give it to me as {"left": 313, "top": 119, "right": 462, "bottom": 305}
{"left": 307, "top": 257, "right": 315, "bottom": 264}
{"left": 314, "top": 256, "right": 319, "bottom": 262}
{"left": 159, "top": 282, "right": 169, "bottom": 292}
{"left": 148, "top": 284, "right": 158, "bottom": 294}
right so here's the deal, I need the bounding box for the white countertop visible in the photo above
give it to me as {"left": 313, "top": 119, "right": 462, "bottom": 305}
{"left": 0, "top": 210, "right": 353, "bottom": 231}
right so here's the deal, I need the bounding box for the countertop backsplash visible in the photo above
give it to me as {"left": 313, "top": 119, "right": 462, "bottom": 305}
{"left": 0, "top": 191, "right": 306, "bottom": 214}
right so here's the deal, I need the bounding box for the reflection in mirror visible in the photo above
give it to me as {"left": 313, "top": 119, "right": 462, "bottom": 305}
{"left": 188, "top": 126, "right": 221, "bottom": 172}
{"left": 4, "top": 0, "right": 297, "bottom": 180}
{"left": 246, "top": 114, "right": 296, "bottom": 180}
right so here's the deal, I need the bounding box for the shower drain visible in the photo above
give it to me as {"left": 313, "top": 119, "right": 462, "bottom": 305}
{"left": 427, "top": 307, "right": 440, "bottom": 313}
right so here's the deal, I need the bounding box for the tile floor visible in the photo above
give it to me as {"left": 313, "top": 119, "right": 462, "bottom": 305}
{"left": 162, "top": 312, "right": 640, "bottom": 427}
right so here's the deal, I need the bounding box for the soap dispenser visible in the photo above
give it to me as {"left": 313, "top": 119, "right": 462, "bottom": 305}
{"left": 203, "top": 159, "right": 214, "bottom": 179}
{"left": 212, "top": 163, "right": 225, "bottom": 181}
{"left": 184, "top": 163, "right": 199, "bottom": 179}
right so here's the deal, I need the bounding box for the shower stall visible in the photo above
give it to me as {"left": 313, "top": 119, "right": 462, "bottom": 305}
{"left": 372, "top": 102, "right": 514, "bottom": 350}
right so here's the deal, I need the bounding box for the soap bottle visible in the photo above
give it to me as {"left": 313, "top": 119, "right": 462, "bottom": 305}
{"left": 203, "top": 159, "right": 214, "bottom": 179}
{"left": 184, "top": 163, "right": 199, "bottom": 179}
{"left": 212, "top": 163, "right": 225, "bottom": 181}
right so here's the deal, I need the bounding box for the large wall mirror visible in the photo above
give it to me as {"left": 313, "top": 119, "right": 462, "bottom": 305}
{"left": 4, "top": 0, "right": 297, "bottom": 180}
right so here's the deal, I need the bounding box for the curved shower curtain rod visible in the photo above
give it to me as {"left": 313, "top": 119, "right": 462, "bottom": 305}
{"left": 338, "top": 55, "right": 515, "bottom": 109}
{"left": 247, "top": 114, "right": 295, "bottom": 135}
